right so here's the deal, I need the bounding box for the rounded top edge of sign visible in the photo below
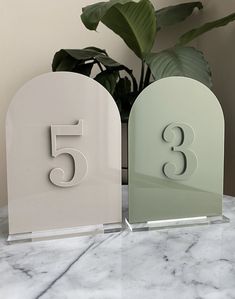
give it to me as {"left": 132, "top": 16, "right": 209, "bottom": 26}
{"left": 6, "top": 71, "right": 120, "bottom": 121}
{"left": 129, "top": 76, "right": 224, "bottom": 123}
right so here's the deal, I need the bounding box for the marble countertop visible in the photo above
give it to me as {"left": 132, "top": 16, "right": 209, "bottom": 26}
{"left": 1, "top": 187, "right": 235, "bottom": 299}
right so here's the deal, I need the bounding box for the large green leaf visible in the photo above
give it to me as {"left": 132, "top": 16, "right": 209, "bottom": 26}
{"left": 53, "top": 48, "right": 131, "bottom": 70}
{"left": 178, "top": 12, "right": 235, "bottom": 45}
{"left": 95, "top": 55, "right": 123, "bottom": 68}
{"left": 81, "top": 0, "right": 156, "bottom": 59}
{"left": 114, "top": 76, "right": 133, "bottom": 121}
{"left": 115, "top": 77, "right": 131, "bottom": 98}
{"left": 114, "top": 76, "right": 131, "bottom": 111}
{"left": 81, "top": 0, "right": 136, "bottom": 30}
{"left": 145, "top": 46, "right": 212, "bottom": 88}
{"left": 52, "top": 47, "right": 138, "bottom": 94}
{"left": 52, "top": 48, "right": 107, "bottom": 73}
{"left": 94, "top": 70, "right": 119, "bottom": 94}
{"left": 73, "top": 62, "right": 94, "bottom": 76}
{"left": 52, "top": 51, "right": 77, "bottom": 72}
{"left": 156, "top": 1, "right": 203, "bottom": 30}
{"left": 64, "top": 48, "right": 107, "bottom": 61}
{"left": 52, "top": 47, "right": 128, "bottom": 73}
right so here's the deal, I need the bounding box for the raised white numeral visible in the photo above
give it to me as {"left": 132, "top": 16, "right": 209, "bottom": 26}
{"left": 162, "top": 122, "right": 197, "bottom": 180}
{"left": 49, "top": 121, "right": 88, "bottom": 188}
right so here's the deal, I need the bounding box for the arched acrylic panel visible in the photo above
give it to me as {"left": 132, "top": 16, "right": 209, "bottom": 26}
{"left": 6, "top": 72, "right": 122, "bottom": 242}
{"left": 128, "top": 77, "right": 228, "bottom": 230}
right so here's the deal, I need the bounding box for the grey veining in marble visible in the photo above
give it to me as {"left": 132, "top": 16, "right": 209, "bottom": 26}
{"left": 0, "top": 187, "right": 235, "bottom": 299}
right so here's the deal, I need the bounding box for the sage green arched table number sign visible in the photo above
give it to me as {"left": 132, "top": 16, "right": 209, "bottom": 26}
{"left": 126, "top": 77, "right": 229, "bottom": 231}
{"left": 6, "top": 72, "right": 122, "bottom": 243}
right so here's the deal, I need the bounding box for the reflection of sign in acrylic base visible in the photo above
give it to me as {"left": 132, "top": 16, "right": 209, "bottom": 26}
{"left": 6, "top": 72, "right": 122, "bottom": 243}
{"left": 126, "top": 77, "right": 229, "bottom": 232}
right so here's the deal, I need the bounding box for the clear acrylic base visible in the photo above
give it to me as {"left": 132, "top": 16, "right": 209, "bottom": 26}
{"left": 125, "top": 215, "right": 230, "bottom": 232}
{"left": 7, "top": 222, "right": 123, "bottom": 244}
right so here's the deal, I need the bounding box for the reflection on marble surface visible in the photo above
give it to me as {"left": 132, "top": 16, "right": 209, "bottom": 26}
{"left": 0, "top": 187, "right": 235, "bottom": 299}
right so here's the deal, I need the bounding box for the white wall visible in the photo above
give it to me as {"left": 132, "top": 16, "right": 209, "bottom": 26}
{"left": 1, "top": 0, "right": 235, "bottom": 206}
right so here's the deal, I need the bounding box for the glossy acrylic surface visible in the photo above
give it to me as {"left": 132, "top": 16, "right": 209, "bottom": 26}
{"left": 128, "top": 77, "right": 224, "bottom": 223}
{"left": 6, "top": 72, "right": 122, "bottom": 234}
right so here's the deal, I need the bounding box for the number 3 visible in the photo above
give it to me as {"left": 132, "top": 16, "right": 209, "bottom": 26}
{"left": 49, "top": 121, "right": 88, "bottom": 188}
{"left": 162, "top": 122, "right": 197, "bottom": 181}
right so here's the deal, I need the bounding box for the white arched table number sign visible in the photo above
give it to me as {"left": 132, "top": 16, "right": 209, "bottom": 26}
{"left": 6, "top": 72, "right": 122, "bottom": 243}
{"left": 126, "top": 77, "right": 229, "bottom": 232}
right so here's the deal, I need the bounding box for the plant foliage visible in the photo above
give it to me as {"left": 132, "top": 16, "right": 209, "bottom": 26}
{"left": 53, "top": 0, "right": 235, "bottom": 121}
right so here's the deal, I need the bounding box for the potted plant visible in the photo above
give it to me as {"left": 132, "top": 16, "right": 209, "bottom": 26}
{"left": 52, "top": 0, "right": 235, "bottom": 180}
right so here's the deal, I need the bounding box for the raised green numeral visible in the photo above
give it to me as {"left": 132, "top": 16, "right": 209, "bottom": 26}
{"left": 162, "top": 122, "right": 197, "bottom": 180}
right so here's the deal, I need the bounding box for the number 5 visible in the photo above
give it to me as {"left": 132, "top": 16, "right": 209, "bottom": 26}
{"left": 49, "top": 121, "right": 88, "bottom": 188}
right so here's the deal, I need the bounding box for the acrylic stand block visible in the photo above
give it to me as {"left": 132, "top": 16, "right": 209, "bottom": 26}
{"left": 7, "top": 222, "right": 123, "bottom": 244}
{"left": 125, "top": 215, "right": 229, "bottom": 232}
